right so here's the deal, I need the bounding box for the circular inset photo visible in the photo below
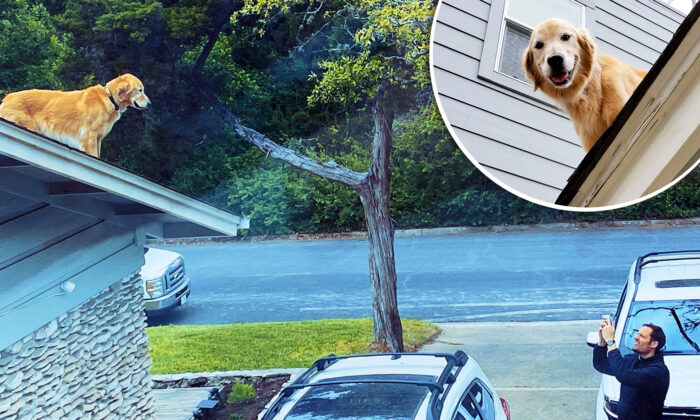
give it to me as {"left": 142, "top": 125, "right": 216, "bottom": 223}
{"left": 429, "top": 0, "right": 699, "bottom": 211}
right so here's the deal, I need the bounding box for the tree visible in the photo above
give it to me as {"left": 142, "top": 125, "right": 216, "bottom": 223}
{"left": 0, "top": 0, "right": 71, "bottom": 92}
{"left": 192, "top": 0, "right": 434, "bottom": 351}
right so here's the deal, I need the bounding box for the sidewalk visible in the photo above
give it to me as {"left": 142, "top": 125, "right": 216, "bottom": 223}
{"left": 420, "top": 320, "right": 601, "bottom": 420}
{"left": 148, "top": 217, "right": 700, "bottom": 245}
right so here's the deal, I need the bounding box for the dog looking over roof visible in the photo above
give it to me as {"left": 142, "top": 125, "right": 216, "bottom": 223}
{"left": 523, "top": 19, "right": 647, "bottom": 152}
{"left": 0, "top": 74, "right": 150, "bottom": 158}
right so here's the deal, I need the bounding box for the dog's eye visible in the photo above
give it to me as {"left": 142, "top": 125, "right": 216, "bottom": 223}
{"left": 562, "top": 34, "right": 571, "bottom": 41}
{"left": 534, "top": 41, "right": 544, "bottom": 49}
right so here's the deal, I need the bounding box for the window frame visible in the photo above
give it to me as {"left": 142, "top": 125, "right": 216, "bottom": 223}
{"left": 477, "top": 0, "right": 594, "bottom": 110}
{"left": 451, "top": 379, "right": 496, "bottom": 420}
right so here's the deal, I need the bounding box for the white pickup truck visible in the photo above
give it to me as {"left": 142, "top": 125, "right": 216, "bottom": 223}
{"left": 140, "top": 247, "right": 191, "bottom": 315}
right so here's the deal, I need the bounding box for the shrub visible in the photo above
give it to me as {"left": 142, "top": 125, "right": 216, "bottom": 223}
{"left": 227, "top": 381, "right": 256, "bottom": 404}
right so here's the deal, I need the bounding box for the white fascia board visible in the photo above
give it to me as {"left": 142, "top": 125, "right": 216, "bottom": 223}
{"left": 0, "top": 120, "right": 246, "bottom": 236}
{"left": 569, "top": 21, "right": 700, "bottom": 207}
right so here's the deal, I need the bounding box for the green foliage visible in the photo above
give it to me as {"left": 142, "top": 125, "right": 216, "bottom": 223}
{"left": 2, "top": 0, "right": 697, "bottom": 237}
{"left": 229, "top": 414, "right": 244, "bottom": 420}
{"left": 307, "top": 0, "right": 434, "bottom": 106}
{"left": 0, "top": 0, "right": 71, "bottom": 91}
{"left": 227, "top": 381, "right": 256, "bottom": 404}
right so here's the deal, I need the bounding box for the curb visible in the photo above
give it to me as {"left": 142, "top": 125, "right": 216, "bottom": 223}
{"left": 151, "top": 368, "right": 307, "bottom": 383}
{"left": 146, "top": 217, "right": 700, "bottom": 245}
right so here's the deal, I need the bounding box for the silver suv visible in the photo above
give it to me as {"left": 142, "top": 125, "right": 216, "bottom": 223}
{"left": 140, "top": 247, "right": 191, "bottom": 315}
{"left": 261, "top": 351, "right": 510, "bottom": 420}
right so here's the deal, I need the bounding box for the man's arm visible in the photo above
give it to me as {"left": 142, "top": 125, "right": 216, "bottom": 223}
{"left": 593, "top": 319, "right": 615, "bottom": 375}
{"left": 593, "top": 344, "right": 615, "bottom": 375}
{"left": 606, "top": 349, "right": 665, "bottom": 389}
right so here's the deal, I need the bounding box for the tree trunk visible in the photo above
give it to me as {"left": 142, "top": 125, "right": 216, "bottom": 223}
{"left": 195, "top": 78, "right": 404, "bottom": 351}
{"left": 357, "top": 91, "right": 403, "bottom": 352}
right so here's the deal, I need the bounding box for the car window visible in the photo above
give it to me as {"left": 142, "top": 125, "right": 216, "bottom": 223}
{"left": 620, "top": 300, "right": 700, "bottom": 355}
{"left": 454, "top": 381, "right": 495, "bottom": 420}
{"left": 469, "top": 382, "right": 495, "bottom": 420}
{"left": 284, "top": 374, "right": 434, "bottom": 420}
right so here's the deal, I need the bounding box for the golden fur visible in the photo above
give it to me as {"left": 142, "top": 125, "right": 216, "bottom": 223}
{"left": 523, "top": 19, "right": 646, "bottom": 152}
{"left": 0, "top": 74, "right": 150, "bottom": 157}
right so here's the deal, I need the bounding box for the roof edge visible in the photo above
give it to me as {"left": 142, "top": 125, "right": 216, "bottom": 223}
{"left": 0, "top": 119, "right": 246, "bottom": 236}
{"left": 556, "top": 4, "right": 700, "bottom": 206}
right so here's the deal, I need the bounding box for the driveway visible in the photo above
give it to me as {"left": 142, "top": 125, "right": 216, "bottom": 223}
{"left": 421, "top": 320, "right": 600, "bottom": 420}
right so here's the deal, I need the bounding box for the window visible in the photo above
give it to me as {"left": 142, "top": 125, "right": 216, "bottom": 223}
{"left": 454, "top": 381, "right": 495, "bottom": 420}
{"left": 478, "top": 0, "right": 589, "bottom": 105}
{"left": 613, "top": 281, "right": 628, "bottom": 325}
{"left": 284, "top": 374, "right": 434, "bottom": 420}
{"left": 620, "top": 300, "right": 700, "bottom": 356}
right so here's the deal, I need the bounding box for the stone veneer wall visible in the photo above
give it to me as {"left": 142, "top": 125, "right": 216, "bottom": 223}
{"left": 0, "top": 274, "right": 154, "bottom": 419}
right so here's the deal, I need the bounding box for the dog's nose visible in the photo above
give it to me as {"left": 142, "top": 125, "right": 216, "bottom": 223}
{"left": 547, "top": 54, "right": 564, "bottom": 69}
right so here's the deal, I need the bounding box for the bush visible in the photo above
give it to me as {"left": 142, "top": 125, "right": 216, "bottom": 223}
{"left": 227, "top": 381, "right": 256, "bottom": 404}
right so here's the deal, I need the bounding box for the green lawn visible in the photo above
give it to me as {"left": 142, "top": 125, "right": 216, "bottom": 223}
{"left": 147, "top": 318, "right": 440, "bottom": 374}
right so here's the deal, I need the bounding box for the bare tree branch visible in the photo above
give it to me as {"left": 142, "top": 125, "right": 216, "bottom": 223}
{"left": 194, "top": 77, "right": 367, "bottom": 189}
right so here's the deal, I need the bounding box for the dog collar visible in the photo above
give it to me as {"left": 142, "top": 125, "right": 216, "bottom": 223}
{"left": 103, "top": 86, "right": 122, "bottom": 113}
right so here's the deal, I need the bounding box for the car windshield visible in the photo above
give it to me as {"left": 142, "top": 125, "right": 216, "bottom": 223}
{"left": 283, "top": 374, "right": 435, "bottom": 420}
{"left": 621, "top": 300, "right": 700, "bottom": 355}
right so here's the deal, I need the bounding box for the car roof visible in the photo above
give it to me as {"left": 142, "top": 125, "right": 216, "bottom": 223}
{"left": 310, "top": 354, "right": 449, "bottom": 381}
{"left": 263, "top": 352, "right": 470, "bottom": 420}
{"left": 634, "top": 251, "right": 700, "bottom": 301}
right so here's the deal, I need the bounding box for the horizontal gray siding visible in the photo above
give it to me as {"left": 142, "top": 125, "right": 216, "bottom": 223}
{"left": 591, "top": 0, "right": 680, "bottom": 68}
{"left": 431, "top": 0, "right": 683, "bottom": 204}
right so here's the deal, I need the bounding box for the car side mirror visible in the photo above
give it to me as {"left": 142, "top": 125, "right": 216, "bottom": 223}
{"left": 586, "top": 331, "right": 599, "bottom": 348}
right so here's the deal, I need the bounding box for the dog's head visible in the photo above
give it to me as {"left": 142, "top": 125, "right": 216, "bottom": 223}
{"left": 523, "top": 19, "right": 595, "bottom": 96}
{"left": 108, "top": 74, "right": 151, "bottom": 110}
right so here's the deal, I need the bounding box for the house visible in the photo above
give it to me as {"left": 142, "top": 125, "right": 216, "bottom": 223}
{"left": 431, "top": 0, "right": 686, "bottom": 205}
{"left": 0, "top": 118, "right": 248, "bottom": 419}
{"left": 557, "top": 4, "right": 699, "bottom": 207}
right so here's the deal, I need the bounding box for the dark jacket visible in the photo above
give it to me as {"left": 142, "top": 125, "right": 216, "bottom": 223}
{"left": 593, "top": 345, "right": 670, "bottom": 420}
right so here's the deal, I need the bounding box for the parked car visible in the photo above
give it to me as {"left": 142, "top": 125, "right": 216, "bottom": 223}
{"left": 140, "top": 247, "right": 191, "bottom": 315}
{"left": 260, "top": 350, "right": 510, "bottom": 420}
{"left": 586, "top": 250, "right": 700, "bottom": 420}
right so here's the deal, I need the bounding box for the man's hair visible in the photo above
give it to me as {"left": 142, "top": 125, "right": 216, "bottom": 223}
{"left": 643, "top": 323, "right": 666, "bottom": 351}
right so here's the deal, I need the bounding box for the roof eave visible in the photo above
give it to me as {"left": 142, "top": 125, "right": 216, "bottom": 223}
{"left": 556, "top": 4, "right": 700, "bottom": 208}
{"left": 0, "top": 119, "right": 247, "bottom": 237}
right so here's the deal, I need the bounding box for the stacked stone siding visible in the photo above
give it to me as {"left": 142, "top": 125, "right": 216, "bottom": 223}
{"left": 0, "top": 274, "right": 154, "bottom": 419}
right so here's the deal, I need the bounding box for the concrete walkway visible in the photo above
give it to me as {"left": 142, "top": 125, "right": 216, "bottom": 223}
{"left": 420, "top": 320, "right": 601, "bottom": 420}
{"left": 152, "top": 387, "right": 216, "bottom": 420}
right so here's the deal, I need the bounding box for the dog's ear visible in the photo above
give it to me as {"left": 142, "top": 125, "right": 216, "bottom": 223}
{"left": 116, "top": 80, "right": 131, "bottom": 102}
{"left": 576, "top": 28, "right": 595, "bottom": 57}
{"left": 523, "top": 47, "right": 541, "bottom": 92}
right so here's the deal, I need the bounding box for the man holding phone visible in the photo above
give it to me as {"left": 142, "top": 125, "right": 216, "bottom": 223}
{"left": 592, "top": 318, "right": 670, "bottom": 420}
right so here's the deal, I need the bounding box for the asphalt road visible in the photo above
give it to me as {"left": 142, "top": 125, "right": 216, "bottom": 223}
{"left": 147, "top": 224, "right": 700, "bottom": 326}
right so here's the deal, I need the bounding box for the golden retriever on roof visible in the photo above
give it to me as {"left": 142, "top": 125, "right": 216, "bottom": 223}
{"left": 0, "top": 74, "right": 150, "bottom": 157}
{"left": 523, "top": 19, "right": 647, "bottom": 152}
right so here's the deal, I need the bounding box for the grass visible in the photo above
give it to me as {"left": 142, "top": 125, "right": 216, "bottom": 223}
{"left": 147, "top": 318, "right": 440, "bottom": 374}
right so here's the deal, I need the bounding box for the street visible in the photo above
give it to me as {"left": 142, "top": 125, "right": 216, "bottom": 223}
{"left": 147, "top": 224, "right": 700, "bottom": 326}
